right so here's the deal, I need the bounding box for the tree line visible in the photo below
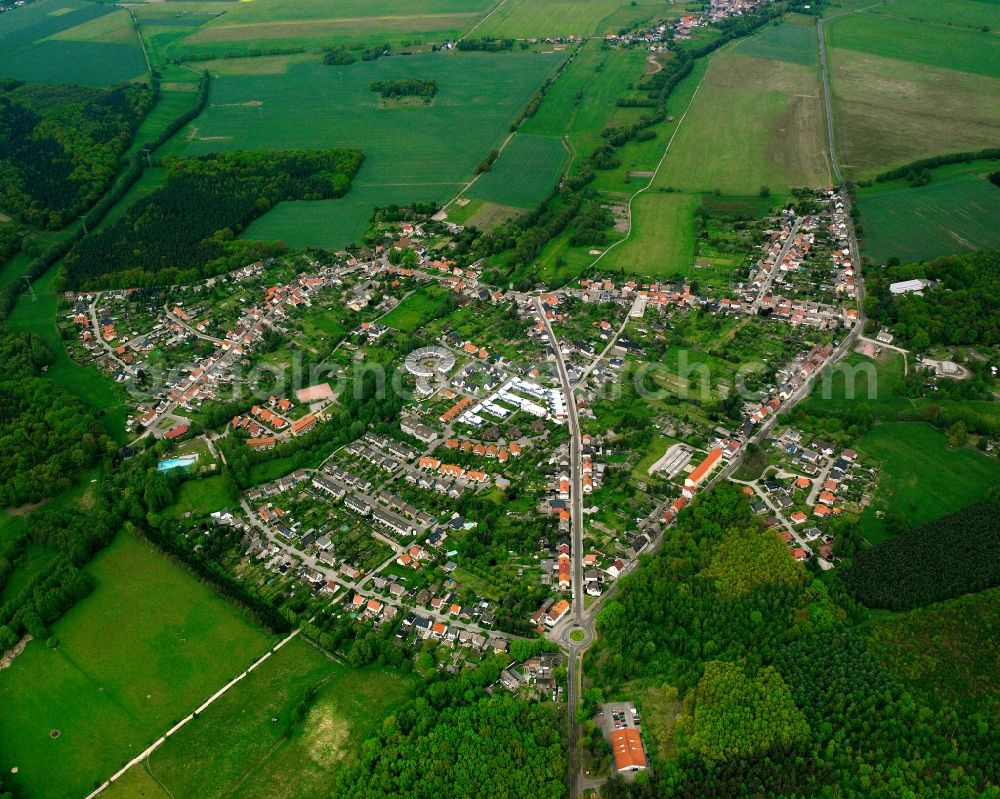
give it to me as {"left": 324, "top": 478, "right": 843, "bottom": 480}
{"left": 870, "top": 147, "right": 1000, "bottom": 183}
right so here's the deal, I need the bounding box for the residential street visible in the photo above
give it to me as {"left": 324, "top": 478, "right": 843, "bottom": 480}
{"left": 749, "top": 215, "right": 804, "bottom": 314}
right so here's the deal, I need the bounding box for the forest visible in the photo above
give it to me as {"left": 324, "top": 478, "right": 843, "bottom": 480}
{"left": 61, "top": 148, "right": 363, "bottom": 289}
{"left": 0, "top": 331, "right": 108, "bottom": 508}
{"left": 0, "top": 221, "right": 20, "bottom": 261}
{"left": 336, "top": 660, "right": 565, "bottom": 799}
{"left": 842, "top": 499, "right": 1000, "bottom": 610}
{"left": 862, "top": 249, "right": 1000, "bottom": 350}
{"left": 0, "top": 79, "right": 153, "bottom": 229}
{"left": 590, "top": 486, "right": 998, "bottom": 799}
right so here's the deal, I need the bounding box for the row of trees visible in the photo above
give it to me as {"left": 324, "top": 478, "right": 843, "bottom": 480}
{"left": 871, "top": 147, "right": 1000, "bottom": 183}
{"left": 0, "top": 79, "right": 153, "bottom": 229}
{"left": 61, "top": 148, "right": 363, "bottom": 289}
{"left": 456, "top": 37, "right": 515, "bottom": 52}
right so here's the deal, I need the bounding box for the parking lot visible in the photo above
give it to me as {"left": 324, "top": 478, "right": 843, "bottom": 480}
{"left": 596, "top": 700, "right": 641, "bottom": 737}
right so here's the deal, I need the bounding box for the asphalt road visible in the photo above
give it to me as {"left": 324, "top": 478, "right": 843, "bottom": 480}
{"left": 533, "top": 296, "right": 587, "bottom": 797}
{"left": 750, "top": 216, "right": 804, "bottom": 314}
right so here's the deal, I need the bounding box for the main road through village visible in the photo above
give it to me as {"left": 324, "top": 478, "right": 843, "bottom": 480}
{"left": 533, "top": 14, "right": 866, "bottom": 794}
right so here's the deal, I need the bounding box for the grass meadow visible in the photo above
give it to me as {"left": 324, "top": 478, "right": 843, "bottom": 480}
{"left": 856, "top": 422, "right": 1000, "bottom": 542}
{"left": 163, "top": 475, "right": 237, "bottom": 520}
{"left": 653, "top": 49, "right": 831, "bottom": 195}
{"left": 443, "top": 198, "right": 520, "bottom": 229}
{"left": 197, "top": 53, "right": 560, "bottom": 248}
{"left": 0, "top": 0, "right": 146, "bottom": 86}
{"left": 381, "top": 284, "right": 453, "bottom": 332}
{"left": 802, "top": 350, "right": 911, "bottom": 418}
{"left": 0, "top": 533, "right": 275, "bottom": 799}
{"left": 101, "top": 637, "right": 415, "bottom": 799}
{"left": 465, "top": 133, "right": 567, "bottom": 208}
{"left": 856, "top": 160, "right": 1000, "bottom": 264}
{"left": 603, "top": 191, "right": 698, "bottom": 277}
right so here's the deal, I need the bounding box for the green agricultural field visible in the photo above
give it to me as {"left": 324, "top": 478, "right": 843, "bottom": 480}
{"left": 124, "top": 68, "right": 204, "bottom": 161}
{"left": 603, "top": 191, "right": 698, "bottom": 278}
{"left": 465, "top": 134, "right": 567, "bottom": 208}
{"left": 0, "top": 0, "right": 146, "bottom": 86}
{"left": 857, "top": 161, "right": 1000, "bottom": 264}
{"left": 519, "top": 40, "right": 649, "bottom": 175}
{"left": 857, "top": 423, "right": 1000, "bottom": 542}
{"left": 872, "top": 0, "right": 1000, "bottom": 31}
{"left": 102, "top": 636, "right": 415, "bottom": 799}
{"left": 474, "top": 0, "right": 661, "bottom": 38}
{"left": 736, "top": 14, "right": 818, "bottom": 65}
{"left": 159, "top": 0, "right": 497, "bottom": 60}
{"left": 654, "top": 51, "right": 831, "bottom": 195}
{"left": 0, "top": 533, "right": 275, "bottom": 799}
{"left": 381, "top": 284, "right": 453, "bottom": 332}
{"left": 243, "top": 184, "right": 439, "bottom": 250}
{"left": 826, "top": 11, "right": 1000, "bottom": 79}
{"left": 827, "top": 50, "right": 1000, "bottom": 179}
{"left": 442, "top": 197, "right": 520, "bottom": 229}
{"left": 189, "top": 53, "right": 562, "bottom": 247}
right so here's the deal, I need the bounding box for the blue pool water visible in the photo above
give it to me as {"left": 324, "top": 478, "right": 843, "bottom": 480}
{"left": 157, "top": 456, "right": 196, "bottom": 472}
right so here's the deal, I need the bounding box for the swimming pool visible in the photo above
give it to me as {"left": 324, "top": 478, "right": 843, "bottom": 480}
{"left": 157, "top": 456, "right": 196, "bottom": 472}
